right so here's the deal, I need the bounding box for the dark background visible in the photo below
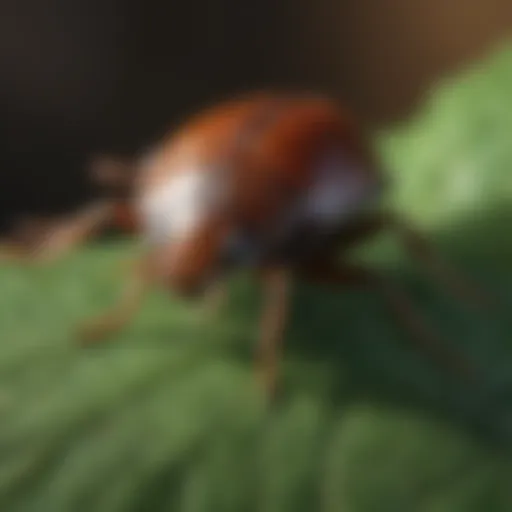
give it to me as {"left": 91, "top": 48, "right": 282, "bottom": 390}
{"left": 1, "top": 0, "right": 510, "bottom": 230}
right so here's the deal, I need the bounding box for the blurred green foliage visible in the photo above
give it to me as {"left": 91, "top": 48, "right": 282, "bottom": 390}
{"left": 0, "top": 44, "right": 511, "bottom": 512}
{"left": 380, "top": 45, "right": 512, "bottom": 229}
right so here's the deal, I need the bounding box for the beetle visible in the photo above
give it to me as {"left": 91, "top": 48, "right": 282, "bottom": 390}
{"left": 3, "top": 92, "right": 489, "bottom": 396}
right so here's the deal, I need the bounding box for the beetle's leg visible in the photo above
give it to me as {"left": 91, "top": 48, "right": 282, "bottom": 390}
{"left": 35, "top": 201, "right": 118, "bottom": 262}
{"left": 254, "top": 266, "right": 292, "bottom": 398}
{"left": 1, "top": 201, "right": 117, "bottom": 265}
{"left": 79, "top": 256, "right": 150, "bottom": 344}
{"left": 384, "top": 213, "right": 492, "bottom": 309}
{"left": 332, "top": 211, "right": 491, "bottom": 309}
{"left": 78, "top": 240, "right": 228, "bottom": 344}
{"left": 298, "top": 260, "right": 478, "bottom": 382}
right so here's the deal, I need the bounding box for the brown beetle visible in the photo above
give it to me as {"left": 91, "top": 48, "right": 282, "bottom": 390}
{"left": 3, "top": 92, "right": 489, "bottom": 396}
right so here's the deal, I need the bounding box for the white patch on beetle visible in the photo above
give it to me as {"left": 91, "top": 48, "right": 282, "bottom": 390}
{"left": 138, "top": 169, "right": 220, "bottom": 246}
{"left": 300, "top": 155, "right": 378, "bottom": 226}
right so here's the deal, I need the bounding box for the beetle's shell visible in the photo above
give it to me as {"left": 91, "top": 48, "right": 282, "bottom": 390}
{"left": 136, "top": 93, "right": 380, "bottom": 227}
{"left": 133, "top": 92, "right": 383, "bottom": 294}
